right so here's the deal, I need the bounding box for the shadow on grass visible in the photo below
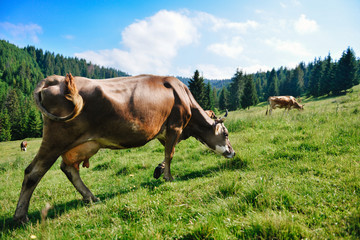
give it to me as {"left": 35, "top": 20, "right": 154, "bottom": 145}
{"left": 140, "top": 178, "right": 163, "bottom": 190}
{"left": 0, "top": 198, "right": 84, "bottom": 232}
{"left": 1, "top": 156, "right": 247, "bottom": 232}
{"left": 0, "top": 188, "right": 132, "bottom": 232}
{"left": 177, "top": 156, "right": 248, "bottom": 181}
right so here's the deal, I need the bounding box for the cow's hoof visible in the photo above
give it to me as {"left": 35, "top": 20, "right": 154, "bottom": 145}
{"left": 163, "top": 175, "right": 174, "bottom": 182}
{"left": 13, "top": 215, "right": 29, "bottom": 225}
{"left": 83, "top": 196, "right": 100, "bottom": 204}
{"left": 153, "top": 166, "right": 164, "bottom": 179}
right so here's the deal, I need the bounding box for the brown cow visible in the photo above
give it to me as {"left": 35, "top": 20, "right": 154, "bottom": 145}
{"left": 20, "top": 141, "right": 28, "bottom": 151}
{"left": 14, "top": 73, "right": 235, "bottom": 223}
{"left": 266, "top": 96, "right": 304, "bottom": 115}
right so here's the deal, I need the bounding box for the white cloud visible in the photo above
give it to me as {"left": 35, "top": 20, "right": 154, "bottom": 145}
{"left": 242, "top": 64, "right": 272, "bottom": 73}
{"left": 122, "top": 10, "right": 198, "bottom": 59}
{"left": 75, "top": 10, "right": 259, "bottom": 76}
{"left": 265, "top": 37, "right": 312, "bottom": 57}
{"left": 76, "top": 10, "right": 198, "bottom": 75}
{"left": 293, "top": 0, "right": 301, "bottom": 6}
{"left": 294, "top": 14, "right": 319, "bottom": 35}
{"left": 280, "top": 2, "right": 287, "bottom": 8}
{"left": 212, "top": 19, "right": 259, "bottom": 32}
{"left": 196, "top": 64, "right": 236, "bottom": 79}
{"left": 196, "top": 63, "right": 272, "bottom": 79}
{"left": 0, "top": 22, "right": 42, "bottom": 43}
{"left": 207, "top": 37, "right": 244, "bottom": 59}
{"left": 192, "top": 12, "right": 258, "bottom": 33}
{"left": 63, "top": 34, "right": 75, "bottom": 40}
{"left": 281, "top": 0, "right": 301, "bottom": 8}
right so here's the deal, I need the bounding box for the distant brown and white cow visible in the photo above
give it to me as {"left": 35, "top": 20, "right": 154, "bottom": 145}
{"left": 20, "top": 141, "right": 27, "bottom": 151}
{"left": 14, "top": 73, "right": 235, "bottom": 223}
{"left": 266, "top": 96, "right": 304, "bottom": 115}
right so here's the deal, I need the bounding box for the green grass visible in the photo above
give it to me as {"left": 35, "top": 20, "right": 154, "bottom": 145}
{"left": 1, "top": 86, "right": 360, "bottom": 239}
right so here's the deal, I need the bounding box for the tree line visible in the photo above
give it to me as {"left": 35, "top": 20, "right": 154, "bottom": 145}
{"left": 189, "top": 47, "right": 359, "bottom": 112}
{"left": 0, "top": 40, "right": 128, "bottom": 142}
{"left": 0, "top": 39, "right": 359, "bottom": 141}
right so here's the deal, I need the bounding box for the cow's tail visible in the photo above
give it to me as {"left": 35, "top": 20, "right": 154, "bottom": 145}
{"left": 34, "top": 73, "right": 84, "bottom": 122}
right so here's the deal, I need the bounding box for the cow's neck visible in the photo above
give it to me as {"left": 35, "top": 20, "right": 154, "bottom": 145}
{"left": 184, "top": 106, "right": 214, "bottom": 141}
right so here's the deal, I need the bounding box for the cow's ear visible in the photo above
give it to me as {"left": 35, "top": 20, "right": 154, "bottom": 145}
{"left": 215, "top": 117, "right": 226, "bottom": 124}
{"left": 214, "top": 123, "right": 223, "bottom": 135}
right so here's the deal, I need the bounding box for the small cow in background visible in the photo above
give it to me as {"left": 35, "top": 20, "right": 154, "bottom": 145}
{"left": 266, "top": 96, "right": 304, "bottom": 115}
{"left": 20, "top": 141, "right": 28, "bottom": 151}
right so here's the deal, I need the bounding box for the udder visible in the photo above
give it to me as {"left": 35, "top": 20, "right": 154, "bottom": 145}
{"left": 62, "top": 141, "right": 100, "bottom": 171}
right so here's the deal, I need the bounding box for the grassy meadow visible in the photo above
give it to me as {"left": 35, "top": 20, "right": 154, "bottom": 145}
{"left": 1, "top": 86, "right": 360, "bottom": 239}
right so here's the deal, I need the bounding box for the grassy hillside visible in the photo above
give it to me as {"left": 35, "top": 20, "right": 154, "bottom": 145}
{"left": 1, "top": 86, "right": 360, "bottom": 239}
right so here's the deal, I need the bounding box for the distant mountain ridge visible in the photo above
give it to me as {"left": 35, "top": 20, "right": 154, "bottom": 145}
{"left": 177, "top": 76, "right": 231, "bottom": 88}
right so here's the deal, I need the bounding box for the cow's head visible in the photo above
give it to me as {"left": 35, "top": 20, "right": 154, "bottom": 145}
{"left": 200, "top": 110, "right": 235, "bottom": 158}
{"left": 295, "top": 102, "right": 304, "bottom": 111}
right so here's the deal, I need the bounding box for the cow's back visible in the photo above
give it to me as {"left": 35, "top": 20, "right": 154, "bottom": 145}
{"left": 74, "top": 75, "right": 191, "bottom": 147}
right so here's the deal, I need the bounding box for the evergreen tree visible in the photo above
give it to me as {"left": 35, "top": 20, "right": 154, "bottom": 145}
{"left": 188, "top": 70, "right": 206, "bottom": 107}
{"left": 304, "top": 62, "right": 313, "bottom": 89}
{"left": 212, "top": 87, "right": 218, "bottom": 109}
{"left": 319, "top": 54, "right": 333, "bottom": 96}
{"left": 203, "top": 82, "right": 215, "bottom": 110}
{"left": 0, "top": 108, "right": 12, "bottom": 141}
{"left": 255, "top": 75, "right": 263, "bottom": 101}
{"left": 219, "top": 87, "right": 229, "bottom": 110}
{"left": 241, "top": 75, "right": 258, "bottom": 109}
{"left": 308, "top": 58, "right": 322, "bottom": 97}
{"left": 292, "top": 65, "right": 305, "bottom": 96}
{"left": 4, "top": 88, "right": 23, "bottom": 139}
{"left": 228, "top": 70, "right": 243, "bottom": 110}
{"left": 280, "top": 70, "right": 292, "bottom": 96}
{"left": 27, "top": 108, "right": 42, "bottom": 137}
{"left": 334, "top": 47, "right": 358, "bottom": 94}
{"left": 277, "top": 67, "right": 287, "bottom": 93}
{"left": 266, "top": 68, "right": 279, "bottom": 98}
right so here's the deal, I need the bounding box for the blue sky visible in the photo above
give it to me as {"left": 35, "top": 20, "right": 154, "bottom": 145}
{"left": 1, "top": 0, "right": 359, "bottom": 79}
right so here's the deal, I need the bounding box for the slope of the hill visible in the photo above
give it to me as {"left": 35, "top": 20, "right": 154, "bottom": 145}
{"left": 0, "top": 85, "right": 359, "bottom": 239}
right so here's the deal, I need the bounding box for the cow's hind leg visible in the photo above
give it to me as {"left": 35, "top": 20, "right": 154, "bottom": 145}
{"left": 60, "top": 161, "right": 99, "bottom": 203}
{"left": 14, "top": 149, "right": 59, "bottom": 223}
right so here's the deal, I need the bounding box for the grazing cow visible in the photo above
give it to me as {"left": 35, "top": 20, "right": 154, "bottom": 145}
{"left": 20, "top": 141, "right": 28, "bottom": 151}
{"left": 266, "top": 96, "right": 304, "bottom": 115}
{"left": 14, "top": 73, "right": 235, "bottom": 223}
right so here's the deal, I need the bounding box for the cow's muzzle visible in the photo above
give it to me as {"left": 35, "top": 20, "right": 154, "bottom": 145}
{"left": 223, "top": 150, "right": 235, "bottom": 158}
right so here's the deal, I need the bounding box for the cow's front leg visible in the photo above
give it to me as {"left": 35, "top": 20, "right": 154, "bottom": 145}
{"left": 153, "top": 139, "right": 165, "bottom": 179}
{"left": 163, "top": 128, "right": 181, "bottom": 182}
{"left": 14, "top": 150, "right": 59, "bottom": 224}
{"left": 60, "top": 161, "right": 99, "bottom": 203}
